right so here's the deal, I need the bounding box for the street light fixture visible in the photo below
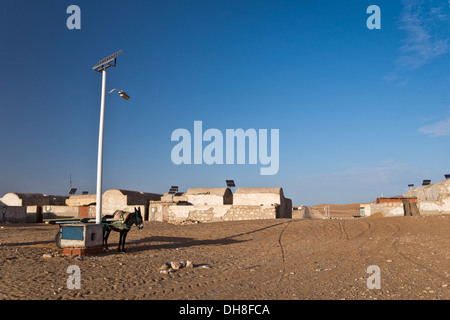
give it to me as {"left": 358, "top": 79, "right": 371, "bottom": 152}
{"left": 107, "top": 89, "right": 130, "bottom": 101}
{"left": 92, "top": 50, "right": 129, "bottom": 224}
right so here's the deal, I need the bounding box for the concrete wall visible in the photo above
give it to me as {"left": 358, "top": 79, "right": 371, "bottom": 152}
{"left": 369, "top": 202, "right": 405, "bottom": 217}
{"left": 42, "top": 205, "right": 80, "bottom": 219}
{"left": 149, "top": 203, "right": 280, "bottom": 224}
{"left": 403, "top": 179, "right": 450, "bottom": 215}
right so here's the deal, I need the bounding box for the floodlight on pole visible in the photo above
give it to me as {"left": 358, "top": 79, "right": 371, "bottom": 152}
{"left": 92, "top": 50, "right": 128, "bottom": 224}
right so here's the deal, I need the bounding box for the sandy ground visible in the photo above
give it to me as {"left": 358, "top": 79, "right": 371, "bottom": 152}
{"left": 0, "top": 214, "right": 449, "bottom": 300}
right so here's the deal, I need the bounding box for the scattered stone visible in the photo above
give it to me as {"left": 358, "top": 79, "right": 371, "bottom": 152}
{"left": 42, "top": 253, "right": 53, "bottom": 259}
{"left": 159, "top": 260, "right": 205, "bottom": 272}
{"left": 171, "top": 261, "right": 182, "bottom": 270}
{"left": 160, "top": 263, "right": 170, "bottom": 270}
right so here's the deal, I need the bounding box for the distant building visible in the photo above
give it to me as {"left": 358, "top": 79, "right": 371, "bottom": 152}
{"left": 403, "top": 179, "right": 450, "bottom": 215}
{"left": 149, "top": 186, "right": 292, "bottom": 223}
{"left": 1, "top": 193, "right": 67, "bottom": 207}
{"left": 1, "top": 186, "right": 294, "bottom": 224}
{"left": 233, "top": 188, "right": 292, "bottom": 219}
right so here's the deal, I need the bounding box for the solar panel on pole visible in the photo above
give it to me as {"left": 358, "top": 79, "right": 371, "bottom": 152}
{"left": 226, "top": 180, "right": 236, "bottom": 188}
{"left": 93, "top": 50, "right": 123, "bottom": 72}
{"left": 93, "top": 50, "right": 124, "bottom": 224}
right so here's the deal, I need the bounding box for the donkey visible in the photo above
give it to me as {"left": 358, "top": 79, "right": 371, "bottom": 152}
{"left": 102, "top": 207, "right": 144, "bottom": 252}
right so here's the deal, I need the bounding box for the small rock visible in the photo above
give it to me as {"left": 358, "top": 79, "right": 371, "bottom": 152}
{"left": 160, "top": 263, "right": 170, "bottom": 270}
{"left": 42, "top": 253, "right": 53, "bottom": 259}
{"left": 185, "top": 260, "right": 194, "bottom": 268}
{"left": 171, "top": 261, "right": 182, "bottom": 270}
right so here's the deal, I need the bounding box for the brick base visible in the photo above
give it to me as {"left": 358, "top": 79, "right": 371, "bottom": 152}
{"left": 63, "top": 246, "right": 103, "bottom": 256}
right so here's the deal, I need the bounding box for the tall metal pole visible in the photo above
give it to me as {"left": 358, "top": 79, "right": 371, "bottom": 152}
{"left": 95, "top": 69, "right": 107, "bottom": 224}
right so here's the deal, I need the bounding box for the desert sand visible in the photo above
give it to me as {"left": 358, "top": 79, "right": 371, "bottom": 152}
{"left": 0, "top": 213, "right": 449, "bottom": 300}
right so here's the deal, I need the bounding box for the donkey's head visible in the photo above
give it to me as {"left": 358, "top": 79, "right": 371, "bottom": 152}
{"left": 134, "top": 207, "right": 144, "bottom": 229}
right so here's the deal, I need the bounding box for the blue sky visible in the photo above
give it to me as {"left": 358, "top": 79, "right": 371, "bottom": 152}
{"left": 1, "top": 0, "right": 450, "bottom": 206}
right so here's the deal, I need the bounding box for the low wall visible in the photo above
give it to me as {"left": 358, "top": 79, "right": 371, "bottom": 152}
{"left": 41, "top": 205, "right": 80, "bottom": 219}
{"left": 149, "top": 204, "right": 282, "bottom": 223}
